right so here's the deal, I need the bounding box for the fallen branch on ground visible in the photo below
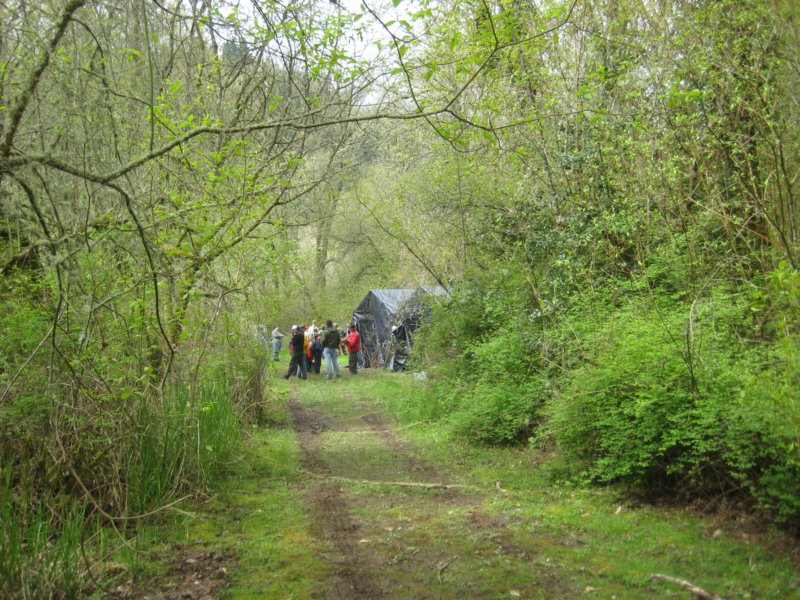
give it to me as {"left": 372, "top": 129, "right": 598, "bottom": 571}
{"left": 437, "top": 556, "right": 458, "bottom": 583}
{"left": 346, "top": 420, "right": 430, "bottom": 435}
{"left": 650, "top": 574, "right": 727, "bottom": 600}
{"left": 300, "top": 470, "right": 477, "bottom": 491}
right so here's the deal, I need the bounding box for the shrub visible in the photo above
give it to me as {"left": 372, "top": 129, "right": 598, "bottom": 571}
{"left": 545, "top": 303, "right": 717, "bottom": 486}
{"left": 545, "top": 283, "right": 800, "bottom": 524}
{"left": 449, "top": 377, "right": 549, "bottom": 445}
{"left": 445, "top": 329, "right": 549, "bottom": 444}
{"left": 722, "top": 336, "right": 800, "bottom": 524}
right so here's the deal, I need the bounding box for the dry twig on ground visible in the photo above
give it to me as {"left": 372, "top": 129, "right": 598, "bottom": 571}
{"left": 301, "top": 470, "right": 476, "bottom": 490}
{"left": 437, "top": 556, "right": 459, "bottom": 583}
{"left": 650, "top": 573, "right": 726, "bottom": 600}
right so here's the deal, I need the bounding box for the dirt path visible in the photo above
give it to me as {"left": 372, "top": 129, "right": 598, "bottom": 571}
{"left": 286, "top": 392, "right": 481, "bottom": 599}
{"left": 122, "top": 370, "right": 800, "bottom": 599}
{"left": 278, "top": 375, "right": 800, "bottom": 600}
{"left": 284, "top": 384, "right": 532, "bottom": 599}
{"left": 289, "top": 382, "right": 488, "bottom": 600}
{"left": 288, "top": 398, "right": 386, "bottom": 599}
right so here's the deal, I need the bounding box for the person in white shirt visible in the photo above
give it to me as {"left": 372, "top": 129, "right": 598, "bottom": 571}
{"left": 270, "top": 325, "right": 284, "bottom": 361}
{"left": 306, "top": 319, "right": 319, "bottom": 340}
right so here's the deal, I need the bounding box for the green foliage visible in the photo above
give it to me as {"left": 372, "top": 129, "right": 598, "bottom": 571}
{"left": 545, "top": 280, "right": 800, "bottom": 524}
{"left": 126, "top": 377, "right": 239, "bottom": 512}
{"left": 447, "top": 374, "right": 548, "bottom": 445}
{"left": 415, "top": 253, "right": 800, "bottom": 523}
{"left": 445, "top": 324, "right": 545, "bottom": 443}
{"left": 127, "top": 368, "right": 800, "bottom": 598}
{"left": 388, "top": 0, "right": 800, "bottom": 530}
{"left": 0, "top": 0, "right": 797, "bottom": 585}
{"left": 413, "top": 264, "right": 552, "bottom": 444}
{"left": 546, "top": 302, "right": 716, "bottom": 485}
{"left": 721, "top": 282, "right": 800, "bottom": 522}
{"left": 0, "top": 273, "right": 54, "bottom": 442}
{"left": 0, "top": 467, "right": 83, "bottom": 599}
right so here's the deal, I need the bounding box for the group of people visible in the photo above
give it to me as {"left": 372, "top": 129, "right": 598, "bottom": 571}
{"left": 271, "top": 319, "right": 361, "bottom": 381}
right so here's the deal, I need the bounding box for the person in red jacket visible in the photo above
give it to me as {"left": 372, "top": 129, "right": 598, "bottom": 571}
{"left": 342, "top": 323, "right": 361, "bottom": 374}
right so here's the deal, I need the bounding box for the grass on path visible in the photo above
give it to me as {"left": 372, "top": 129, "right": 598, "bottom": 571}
{"left": 128, "top": 364, "right": 799, "bottom": 599}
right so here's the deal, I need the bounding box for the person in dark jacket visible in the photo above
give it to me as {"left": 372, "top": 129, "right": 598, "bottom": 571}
{"left": 343, "top": 323, "right": 361, "bottom": 374}
{"left": 310, "top": 334, "right": 323, "bottom": 374}
{"left": 320, "top": 320, "right": 342, "bottom": 380}
{"left": 283, "top": 325, "right": 307, "bottom": 380}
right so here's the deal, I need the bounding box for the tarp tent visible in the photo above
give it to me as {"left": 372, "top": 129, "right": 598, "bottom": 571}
{"left": 352, "top": 287, "right": 446, "bottom": 370}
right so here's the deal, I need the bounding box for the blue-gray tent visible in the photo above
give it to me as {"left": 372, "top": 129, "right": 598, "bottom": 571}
{"left": 352, "top": 287, "right": 446, "bottom": 370}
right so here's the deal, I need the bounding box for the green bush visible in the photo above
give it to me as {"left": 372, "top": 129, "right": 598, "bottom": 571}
{"left": 546, "top": 303, "right": 713, "bottom": 485}
{"left": 448, "top": 377, "right": 549, "bottom": 444}
{"left": 545, "top": 282, "right": 800, "bottom": 524}
{"left": 446, "top": 330, "right": 549, "bottom": 444}
{"left": 722, "top": 336, "right": 800, "bottom": 523}
{"left": 411, "top": 262, "right": 556, "bottom": 444}
{"left": 0, "top": 274, "right": 55, "bottom": 460}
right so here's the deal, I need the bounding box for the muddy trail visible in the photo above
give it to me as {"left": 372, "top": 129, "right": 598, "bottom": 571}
{"left": 124, "top": 370, "right": 799, "bottom": 599}
{"left": 273, "top": 374, "right": 798, "bottom": 600}
{"left": 286, "top": 392, "right": 488, "bottom": 599}
{"left": 288, "top": 398, "right": 386, "bottom": 599}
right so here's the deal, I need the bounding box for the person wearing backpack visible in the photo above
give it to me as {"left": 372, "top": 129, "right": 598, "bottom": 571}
{"left": 320, "top": 320, "right": 342, "bottom": 380}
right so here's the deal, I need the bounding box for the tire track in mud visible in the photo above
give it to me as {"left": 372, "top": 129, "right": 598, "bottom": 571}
{"left": 357, "top": 407, "right": 440, "bottom": 481}
{"left": 288, "top": 390, "right": 541, "bottom": 598}
{"left": 288, "top": 398, "right": 385, "bottom": 599}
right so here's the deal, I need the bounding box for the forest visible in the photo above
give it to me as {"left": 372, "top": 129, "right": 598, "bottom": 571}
{"left": 0, "top": 0, "right": 798, "bottom": 596}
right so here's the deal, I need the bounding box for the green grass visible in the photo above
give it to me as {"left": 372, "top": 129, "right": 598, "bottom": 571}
{"left": 173, "top": 428, "right": 330, "bottom": 598}
{"left": 120, "top": 367, "right": 799, "bottom": 599}
{"left": 363, "top": 371, "right": 800, "bottom": 599}
{"left": 0, "top": 482, "right": 84, "bottom": 599}
{"left": 115, "top": 377, "right": 329, "bottom": 598}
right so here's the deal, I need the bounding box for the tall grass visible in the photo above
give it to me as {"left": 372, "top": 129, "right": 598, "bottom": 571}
{"left": 126, "top": 376, "right": 240, "bottom": 513}
{"left": 1, "top": 373, "right": 242, "bottom": 598}
{"left": 0, "top": 466, "right": 84, "bottom": 599}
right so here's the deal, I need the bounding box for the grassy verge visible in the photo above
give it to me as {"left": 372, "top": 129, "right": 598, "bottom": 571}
{"left": 123, "top": 367, "right": 798, "bottom": 599}
{"left": 120, "top": 372, "right": 330, "bottom": 598}
{"left": 189, "top": 426, "right": 329, "bottom": 598}
{"left": 356, "top": 370, "right": 800, "bottom": 598}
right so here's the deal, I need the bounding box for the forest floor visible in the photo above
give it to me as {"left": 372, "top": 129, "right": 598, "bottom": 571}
{"left": 120, "top": 367, "right": 800, "bottom": 599}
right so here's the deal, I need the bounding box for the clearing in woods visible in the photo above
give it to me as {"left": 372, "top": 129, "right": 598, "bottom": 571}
{"left": 126, "top": 368, "right": 799, "bottom": 599}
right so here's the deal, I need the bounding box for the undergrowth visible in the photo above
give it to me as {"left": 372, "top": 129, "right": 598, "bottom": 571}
{"left": 410, "top": 263, "right": 800, "bottom": 530}
{"left": 0, "top": 370, "right": 245, "bottom": 599}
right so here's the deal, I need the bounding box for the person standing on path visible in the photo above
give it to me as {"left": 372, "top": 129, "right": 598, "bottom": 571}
{"left": 343, "top": 323, "right": 361, "bottom": 374}
{"left": 300, "top": 324, "right": 310, "bottom": 374}
{"left": 321, "top": 319, "right": 342, "bottom": 380}
{"left": 336, "top": 322, "right": 348, "bottom": 354}
{"left": 270, "top": 325, "right": 284, "bottom": 361}
{"left": 310, "top": 333, "right": 323, "bottom": 374}
{"left": 283, "top": 325, "right": 307, "bottom": 380}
